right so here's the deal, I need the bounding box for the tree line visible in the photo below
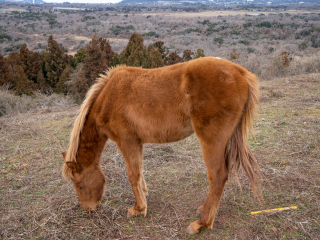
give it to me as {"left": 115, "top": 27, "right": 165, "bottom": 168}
{"left": 0, "top": 33, "right": 205, "bottom": 98}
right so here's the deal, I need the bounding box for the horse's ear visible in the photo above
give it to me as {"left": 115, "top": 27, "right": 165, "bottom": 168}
{"left": 65, "top": 161, "right": 80, "bottom": 171}
{"left": 61, "top": 152, "right": 67, "bottom": 160}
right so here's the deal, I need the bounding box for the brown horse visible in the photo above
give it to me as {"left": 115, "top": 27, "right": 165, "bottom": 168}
{"left": 61, "top": 57, "right": 262, "bottom": 234}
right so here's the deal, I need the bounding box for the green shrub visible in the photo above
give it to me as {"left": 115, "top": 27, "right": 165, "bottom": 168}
{"left": 110, "top": 25, "right": 134, "bottom": 35}
{"left": 311, "top": 36, "right": 320, "bottom": 48}
{"left": 194, "top": 49, "right": 205, "bottom": 59}
{"left": 299, "top": 42, "right": 308, "bottom": 50}
{"left": 198, "top": 19, "right": 210, "bottom": 25}
{"left": 214, "top": 37, "right": 224, "bottom": 44}
{"left": 0, "top": 32, "right": 11, "bottom": 41}
{"left": 81, "top": 16, "right": 96, "bottom": 22}
{"left": 142, "top": 31, "right": 156, "bottom": 37}
{"left": 257, "top": 21, "right": 272, "bottom": 28}
{"left": 247, "top": 47, "right": 255, "bottom": 53}
{"left": 243, "top": 22, "right": 252, "bottom": 28}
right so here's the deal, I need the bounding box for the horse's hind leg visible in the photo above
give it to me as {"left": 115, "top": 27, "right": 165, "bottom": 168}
{"left": 187, "top": 115, "right": 239, "bottom": 234}
{"left": 140, "top": 173, "right": 148, "bottom": 197}
{"left": 116, "top": 139, "right": 147, "bottom": 217}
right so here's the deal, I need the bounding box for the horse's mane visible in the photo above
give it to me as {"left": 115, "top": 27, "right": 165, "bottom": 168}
{"left": 62, "top": 65, "right": 126, "bottom": 180}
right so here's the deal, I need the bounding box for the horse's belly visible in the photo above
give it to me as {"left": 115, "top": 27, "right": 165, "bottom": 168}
{"left": 128, "top": 110, "right": 194, "bottom": 143}
{"left": 141, "top": 122, "right": 194, "bottom": 143}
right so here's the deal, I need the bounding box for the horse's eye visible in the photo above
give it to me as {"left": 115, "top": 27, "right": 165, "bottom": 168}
{"left": 79, "top": 183, "right": 85, "bottom": 189}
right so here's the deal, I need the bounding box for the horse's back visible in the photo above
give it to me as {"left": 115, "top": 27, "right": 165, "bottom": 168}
{"left": 94, "top": 58, "right": 252, "bottom": 144}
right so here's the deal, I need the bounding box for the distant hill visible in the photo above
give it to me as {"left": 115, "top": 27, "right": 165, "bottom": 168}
{"left": 0, "top": 0, "right": 45, "bottom": 3}
{"left": 120, "top": 0, "right": 199, "bottom": 3}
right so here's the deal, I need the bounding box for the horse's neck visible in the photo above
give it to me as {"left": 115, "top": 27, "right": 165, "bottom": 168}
{"left": 77, "top": 116, "right": 107, "bottom": 167}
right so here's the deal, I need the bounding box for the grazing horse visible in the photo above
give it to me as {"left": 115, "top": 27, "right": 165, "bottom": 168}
{"left": 61, "top": 57, "right": 263, "bottom": 234}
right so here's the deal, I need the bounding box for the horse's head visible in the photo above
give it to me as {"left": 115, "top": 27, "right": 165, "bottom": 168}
{"left": 62, "top": 152, "right": 106, "bottom": 211}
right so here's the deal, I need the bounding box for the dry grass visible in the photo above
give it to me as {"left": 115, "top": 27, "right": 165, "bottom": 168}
{"left": 0, "top": 73, "right": 319, "bottom": 239}
{"left": 137, "top": 10, "right": 320, "bottom": 18}
{"left": 0, "top": 89, "right": 75, "bottom": 117}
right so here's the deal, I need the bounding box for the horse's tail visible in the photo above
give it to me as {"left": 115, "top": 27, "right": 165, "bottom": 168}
{"left": 62, "top": 66, "right": 125, "bottom": 180}
{"left": 226, "top": 70, "right": 263, "bottom": 199}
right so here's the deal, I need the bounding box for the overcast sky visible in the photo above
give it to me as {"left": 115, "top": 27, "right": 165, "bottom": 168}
{"left": 44, "top": 0, "right": 122, "bottom": 4}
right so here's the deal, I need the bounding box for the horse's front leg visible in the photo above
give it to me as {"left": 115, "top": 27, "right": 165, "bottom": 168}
{"left": 117, "top": 138, "right": 147, "bottom": 217}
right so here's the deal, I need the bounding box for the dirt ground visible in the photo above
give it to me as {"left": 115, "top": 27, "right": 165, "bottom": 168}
{"left": 0, "top": 73, "right": 319, "bottom": 239}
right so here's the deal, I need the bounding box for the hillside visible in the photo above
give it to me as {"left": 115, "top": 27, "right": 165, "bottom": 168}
{"left": 1, "top": 3, "right": 320, "bottom": 85}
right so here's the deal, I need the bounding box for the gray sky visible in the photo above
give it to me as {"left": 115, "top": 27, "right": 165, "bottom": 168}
{"left": 44, "top": 0, "right": 122, "bottom": 4}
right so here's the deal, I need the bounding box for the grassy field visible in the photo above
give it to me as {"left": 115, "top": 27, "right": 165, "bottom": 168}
{"left": 0, "top": 73, "right": 319, "bottom": 239}
{"left": 138, "top": 10, "right": 320, "bottom": 18}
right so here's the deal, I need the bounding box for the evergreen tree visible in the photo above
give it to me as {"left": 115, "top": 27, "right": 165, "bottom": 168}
{"left": 153, "top": 41, "right": 169, "bottom": 64}
{"left": 167, "top": 51, "right": 182, "bottom": 65}
{"left": 0, "top": 54, "right": 13, "bottom": 86}
{"left": 73, "top": 34, "right": 114, "bottom": 98}
{"left": 19, "top": 45, "right": 44, "bottom": 89}
{"left": 182, "top": 49, "right": 194, "bottom": 62}
{"left": 194, "top": 49, "right": 205, "bottom": 59}
{"left": 120, "top": 32, "right": 149, "bottom": 67}
{"left": 57, "top": 65, "right": 72, "bottom": 93}
{"left": 6, "top": 52, "right": 34, "bottom": 95}
{"left": 112, "top": 52, "right": 121, "bottom": 67}
{"left": 145, "top": 44, "right": 164, "bottom": 68}
{"left": 72, "top": 48, "right": 86, "bottom": 68}
{"left": 41, "top": 35, "right": 71, "bottom": 92}
{"left": 83, "top": 33, "right": 113, "bottom": 85}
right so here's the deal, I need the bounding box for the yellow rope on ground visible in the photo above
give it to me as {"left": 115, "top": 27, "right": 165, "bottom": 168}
{"left": 251, "top": 206, "right": 297, "bottom": 215}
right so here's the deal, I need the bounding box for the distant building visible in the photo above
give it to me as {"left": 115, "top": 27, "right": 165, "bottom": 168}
{"left": 52, "top": 7, "right": 93, "bottom": 12}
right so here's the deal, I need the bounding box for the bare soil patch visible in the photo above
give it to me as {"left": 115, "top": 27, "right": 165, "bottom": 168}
{"left": 0, "top": 73, "right": 319, "bottom": 239}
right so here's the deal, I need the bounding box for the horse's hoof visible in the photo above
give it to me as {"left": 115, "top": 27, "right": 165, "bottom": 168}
{"left": 127, "top": 207, "right": 147, "bottom": 218}
{"left": 127, "top": 211, "right": 134, "bottom": 218}
{"left": 186, "top": 225, "right": 198, "bottom": 235}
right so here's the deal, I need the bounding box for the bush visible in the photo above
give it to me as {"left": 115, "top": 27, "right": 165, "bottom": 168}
{"left": 142, "top": 31, "right": 156, "bottom": 37}
{"left": 81, "top": 16, "right": 96, "bottom": 22}
{"left": 299, "top": 42, "right": 308, "bottom": 50}
{"left": 0, "top": 32, "right": 11, "bottom": 41}
{"left": 182, "top": 49, "right": 194, "bottom": 62}
{"left": 257, "top": 21, "right": 272, "bottom": 28}
{"left": 230, "top": 49, "right": 239, "bottom": 60}
{"left": 214, "top": 37, "right": 224, "bottom": 44}
{"left": 199, "top": 20, "right": 210, "bottom": 25}
{"left": 194, "top": 49, "right": 205, "bottom": 59}
{"left": 247, "top": 47, "right": 255, "bottom": 53}
{"left": 110, "top": 25, "right": 135, "bottom": 35}
{"left": 311, "top": 36, "right": 320, "bottom": 48}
